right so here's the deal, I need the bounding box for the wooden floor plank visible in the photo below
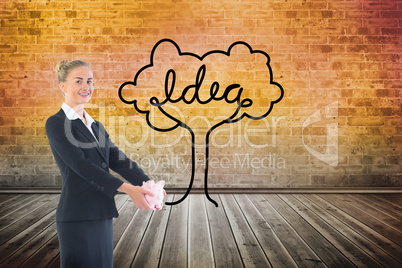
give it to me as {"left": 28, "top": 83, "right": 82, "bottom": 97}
{"left": 289, "top": 194, "right": 382, "bottom": 267}
{"left": 114, "top": 194, "right": 129, "bottom": 211}
{"left": 221, "top": 194, "right": 271, "bottom": 268}
{"left": 46, "top": 254, "right": 60, "bottom": 268}
{"left": 130, "top": 194, "right": 173, "bottom": 268}
{"left": 356, "top": 194, "right": 402, "bottom": 223}
{"left": 112, "top": 197, "right": 138, "bottom": 248}
{"left": 0, "top": 194, "right": 41, "bottom": 218}
{"left": 19, "top": 234, "right": 59, "bottom": 268}
{"left": 307, "top": 194, "right": 402, "bottom": 266}
{"left": 375, "top": 194, "right": 402, "bottom": 206}
{"left": 0, "top": 194, "right": 30, "bottom": 211}
{"left": 188, "top": 194, "right": 215, "bottom": 268}
{"left": 0, "top": 222, "right": 57, "bottom": 267}
{"left": 250, "top": 194, "right": 325, "bottom": 268}
{"left": 0, "top": 196, "right": 58, "bottom": 246}
{"left": 113, "top": 207, "right": 153, "bottom": 268}
{"left": 363, "top": 194, "right": 402, "bottom": 216}
{"left": 0, "top": 194, "right": 17, "bottom": 205}
{"left": 346, "top": 194, "right": 402, "bottom": 231}
{"left": 321, "top": 194, "right": 402, "bottom": 246}
{"left": 0, "top": 209, "right": 56, "bottom": 264}
{"left": 206, "top": 194, "right": 243, "bottom": 268}
{"left": 270, "top": 194, "right": 355, "bottom": 267}
{"left": 235, "top": 194, "right": 297, "bottom": 268}
{"left": 0, "top": 193, "right": 401, "bottom": 267}
{"left": 0, "top": 194, "right": 57, "bottom": 231}
{"left": 159, "top": 194, "right": 188, "bottom": 268}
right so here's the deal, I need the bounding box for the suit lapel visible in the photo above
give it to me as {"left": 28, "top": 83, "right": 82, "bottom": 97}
{"left": 91, "top": 122, "right": 109, "bottom": 161}
{"left": 71, "top": 119, "right": 107, "bottom": 162}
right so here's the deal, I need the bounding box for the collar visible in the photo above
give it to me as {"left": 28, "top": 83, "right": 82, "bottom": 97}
{"left": 61, "top": 102, "right": 95, "bottom": 126}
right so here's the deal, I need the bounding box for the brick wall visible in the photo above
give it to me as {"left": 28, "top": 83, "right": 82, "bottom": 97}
{"left": 0, "top": 0, "right": 401, "bottom": 189}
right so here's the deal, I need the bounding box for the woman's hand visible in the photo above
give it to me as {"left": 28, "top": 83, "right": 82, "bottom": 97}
{"left": 117, "top": 183, "right": 155, "bottom": 210}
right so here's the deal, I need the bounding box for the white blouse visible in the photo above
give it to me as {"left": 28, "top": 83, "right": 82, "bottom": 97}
{"left": 61, "top": 102, "right": 98, "bottom": 143}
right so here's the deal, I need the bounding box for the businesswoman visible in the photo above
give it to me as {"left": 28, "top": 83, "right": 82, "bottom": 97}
{"left": 46, "top": 60, "right": 155, "bottom": 268}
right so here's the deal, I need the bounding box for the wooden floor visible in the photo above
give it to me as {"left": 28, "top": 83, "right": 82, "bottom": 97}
{"left": 0, "top": 193, "right": 401, "bottom": 268}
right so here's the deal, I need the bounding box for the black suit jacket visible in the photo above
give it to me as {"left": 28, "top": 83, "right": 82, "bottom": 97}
{"left": 46, "top": 109, "right": 149, "bottom": 222}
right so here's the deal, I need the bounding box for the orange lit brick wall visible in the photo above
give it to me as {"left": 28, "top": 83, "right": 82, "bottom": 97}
{"left": 0, "top": 0, "right": 401, "bottom": 189}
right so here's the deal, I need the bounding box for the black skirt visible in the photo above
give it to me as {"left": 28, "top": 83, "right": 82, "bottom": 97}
{"left": 56, "top": 218, "right": 113, "bottom": 268}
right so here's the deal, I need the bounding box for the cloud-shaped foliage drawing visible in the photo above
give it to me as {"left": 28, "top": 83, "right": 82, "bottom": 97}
{"left": 119, "top": 39, "right": 284, "bottom": 207}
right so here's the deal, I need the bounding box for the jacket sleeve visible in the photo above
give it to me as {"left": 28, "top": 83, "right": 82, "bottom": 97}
{"left": 98, "top": 122, "right": 150, "bottom": 186}
{"left": 46, "top": 116, "right": 124, "bottom": 199}
{"left": 108, "top": 140, "right": 150, "bottom": 186}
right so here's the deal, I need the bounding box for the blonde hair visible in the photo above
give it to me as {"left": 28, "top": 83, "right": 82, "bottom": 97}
{"left": 55, "top": 60, "right": 91, "bottom": 96}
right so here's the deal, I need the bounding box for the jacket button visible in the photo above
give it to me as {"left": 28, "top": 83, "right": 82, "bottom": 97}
{"left": 101, "top": 162, "right": 107, "bottom": 169}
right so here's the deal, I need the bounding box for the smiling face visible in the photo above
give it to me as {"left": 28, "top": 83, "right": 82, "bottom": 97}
{"left": 59, "top": 66, "right": 94, "bottom": 111}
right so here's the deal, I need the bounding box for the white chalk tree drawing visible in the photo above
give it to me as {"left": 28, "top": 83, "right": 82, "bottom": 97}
{"left": 119, "top": 39, "right": 284, "bottom": 206}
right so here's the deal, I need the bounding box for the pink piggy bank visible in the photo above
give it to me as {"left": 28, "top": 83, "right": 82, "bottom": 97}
{"left": 141, "top": 180, "right": 166, "bottom": 210}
